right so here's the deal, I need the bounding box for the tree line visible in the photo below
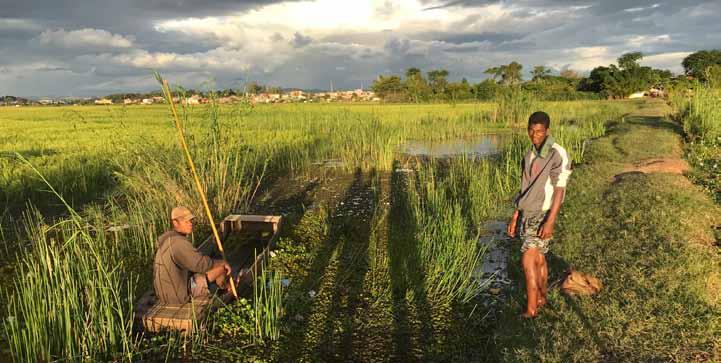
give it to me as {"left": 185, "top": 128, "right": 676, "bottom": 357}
{"left": 371, "top": 50, "right": 721, "bottom": 102}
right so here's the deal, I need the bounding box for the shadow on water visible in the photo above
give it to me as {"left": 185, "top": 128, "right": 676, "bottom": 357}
{"left": 320, "top": 168, "right": 379, "bottom": 359}
{"left": 277, "top": 168, "right": 378, "bottom": 361}
{"left": 387, "top": 160, "right": 433, "bottom": 361}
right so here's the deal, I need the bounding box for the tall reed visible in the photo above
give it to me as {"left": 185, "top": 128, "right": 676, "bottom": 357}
{"left": 3, "top": 160, "right": 138, "bottom": 362}
{"left": 494, "top": 86, "right": 538, "bottom": 126}
{"left": 405, "top": 164, "right": 487, "bottom": 304}
{"left": 252, "top": 257, "right": 284, "bottom": 343}
{"left": 682, "top": 85, "right": 721, "bottom": 144}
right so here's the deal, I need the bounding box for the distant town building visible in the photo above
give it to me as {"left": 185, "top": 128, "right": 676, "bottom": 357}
{"left": 94, "top": 98, "right": 113, "bottom": 105}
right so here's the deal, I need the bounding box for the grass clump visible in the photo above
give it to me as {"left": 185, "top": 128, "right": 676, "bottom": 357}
{"left": 3, "top": 164, "right": 139, "bottom": 361}
{"left": 683, "top": 85, "right": 721, "bottom": 144}
{"left": 405, "top": 164, "right": 487, "bottom": 303}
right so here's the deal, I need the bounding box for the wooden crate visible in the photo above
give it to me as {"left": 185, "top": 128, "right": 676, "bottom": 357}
{"left": 136, "top": 214, "right": 282, "bottom": 333}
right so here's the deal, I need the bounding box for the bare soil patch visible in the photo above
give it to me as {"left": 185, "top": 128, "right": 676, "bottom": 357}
{"left": 613, "top": 157, "right": 690, "bottom": 183}
{"left": 625, "top": 157, "right": 690, "bottom": 174}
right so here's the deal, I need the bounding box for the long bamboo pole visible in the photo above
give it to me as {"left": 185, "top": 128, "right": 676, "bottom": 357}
{"left": 159, "top": 78, "right": 239, "bottom": 299}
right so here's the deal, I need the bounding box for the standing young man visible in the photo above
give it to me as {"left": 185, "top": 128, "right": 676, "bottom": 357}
{"left": 507, "top": 111, "right": 572, "bottom": 318}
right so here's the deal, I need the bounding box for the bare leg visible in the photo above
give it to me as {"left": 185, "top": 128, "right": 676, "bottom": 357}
{"left": 537, "top": 253, "right": 548, "bottom": 307}
{"left": 522, "top": 249, "right": 540, "bottom": 317}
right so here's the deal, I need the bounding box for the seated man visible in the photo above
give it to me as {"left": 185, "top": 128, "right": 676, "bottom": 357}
{"left": 153, "top": 206, "right": 231, "bottom": 305}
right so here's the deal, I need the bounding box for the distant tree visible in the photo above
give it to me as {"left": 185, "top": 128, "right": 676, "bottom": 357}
{"left": 473, "top": 79, "right": 500, "bottom": 100}
{"left": 484, "top": 66, "right": 503, "bottom": 81}
{"left": 427, "top": 69, "right": 450, "bottom": 97}
{"left": 531, "top": 66, "right": 552, "bottom": 81}
{"left": 245, "top": 82, "right": 263, "bottom": 94}
{"left": 371, "top": 75, "right": 407, "bottom": 101}
{"left": 503, "top": 61, "right": 523, "bottom": 85}
{"left": 682, "top": 50, "right": 721, "bottom": 82}
{"left": 618, "top": 52, "right": 643, "bottom": 70}
{"left": 579, "top": 51, "right": 671, "bottom": 98}
{"left": 447, "top": 78, "right": 473, "bottom": 103}
{"left": 405, "top": 68, "right": 422, "bottom": 78}
{"left": 404, "top": 68, "right": 431, "bottom": 103}
{"left": 219, "top": 88, "right": 237, "bottom": 97}
{"left": 486, "top": 61, "right": 523, "bottom": 85}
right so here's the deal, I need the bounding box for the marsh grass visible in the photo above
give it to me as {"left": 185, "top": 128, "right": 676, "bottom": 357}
{"left": 494, "top": 86, "right": 539, "bottom": 126}
{"left": 670, "top": 83, "right": 721, "bottom": 201}
{"left": 252, "top": 259, "right": 285, "bottom": 343}
{"left": 405, "top": 164, "right": 487, "bottom": 303}
{"left": 1, "top": 96, "right": 637, "bottom": 361}
{"left": 683, "top": 85, "right": 721, "bottom": 144}
{"left": 3, "top": 158, "right": 137, "bottom": 362}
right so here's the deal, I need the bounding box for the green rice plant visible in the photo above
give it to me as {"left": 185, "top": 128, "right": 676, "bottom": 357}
{"left": 252, "top": 256, "right": 284, "bottom": 344}
{"left": 683, "top": 84, "right": 721, "bottom": 144}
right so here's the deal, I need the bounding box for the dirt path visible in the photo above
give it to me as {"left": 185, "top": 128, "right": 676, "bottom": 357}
{"left": 489, "top": 100, "right": 721, "bottom": 362}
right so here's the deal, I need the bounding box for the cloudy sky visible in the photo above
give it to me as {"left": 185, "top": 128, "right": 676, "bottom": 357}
{"left": 1, "top": 0, "right": 719, "bottom": 97}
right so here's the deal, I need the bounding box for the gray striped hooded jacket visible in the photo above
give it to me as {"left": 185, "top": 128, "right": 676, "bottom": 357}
{"left": 514, "top": 136, "right": 572, "bottom": 213}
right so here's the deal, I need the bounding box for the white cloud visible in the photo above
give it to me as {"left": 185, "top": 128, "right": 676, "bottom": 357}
{"left": 0, "top": 18, "right": 42, "bottom": 32}
{"left": 627, "top": 34, "right": 671, "bottom": 48}
{"left": 624, "top": 3, "right": 660, "bottom": 12}
{"left": 2, "top": 0, "right": 717, "bottom": 96}
{"left": 559, "top": 46, "right": 615, "bottom": 70}
{"left": 39, "top": 28, "right": 134, "bottom": 49}
{"left": 641, "top": 51, "right": 691, "bottom": 74}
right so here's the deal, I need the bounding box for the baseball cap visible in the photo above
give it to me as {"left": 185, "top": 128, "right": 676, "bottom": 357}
{"left": 171, "top": 206, "right": 195, "bottom": 221}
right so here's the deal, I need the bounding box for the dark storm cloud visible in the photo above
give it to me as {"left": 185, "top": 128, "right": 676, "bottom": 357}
{"left": 421, "top": 0, "right": 708, "bottom": 16}
{"left": 2, "top": 0, "right": 720, "bottom": 96}
{"left": 0, "top": 0, "right": 296, "bottom": 53}
{"left": 432, "top": 32, "right": 525, "bottom": 45}
{"left": 444, "top": 44, "right": 483, "bottom": 53}
{"left": 1, "top": 0, "right": 294, "bottom": 24}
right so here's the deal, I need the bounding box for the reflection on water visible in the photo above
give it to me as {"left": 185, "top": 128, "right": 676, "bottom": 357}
{"left": 402, "top": 133, "right": 514, "bottom": 158}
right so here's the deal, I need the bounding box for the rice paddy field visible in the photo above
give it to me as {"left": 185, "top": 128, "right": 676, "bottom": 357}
{"left": 4, "top": 96, "right": 717, "bottom": 362}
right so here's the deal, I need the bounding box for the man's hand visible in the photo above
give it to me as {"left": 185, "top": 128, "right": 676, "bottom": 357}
{"left": 537, "top": 220, "right": 555, "bottom": 240}
{"left": 507, "top": 210, "right": 520, "bottom": 238}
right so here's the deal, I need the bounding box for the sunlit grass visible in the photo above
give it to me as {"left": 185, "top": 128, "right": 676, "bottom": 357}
{"left": 1, "top": 97, "right": 637, "bottom": 360}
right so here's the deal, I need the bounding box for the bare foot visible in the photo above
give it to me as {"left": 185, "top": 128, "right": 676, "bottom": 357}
{"left": 520, "top": 311, "right": 537, "bottom": 319}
